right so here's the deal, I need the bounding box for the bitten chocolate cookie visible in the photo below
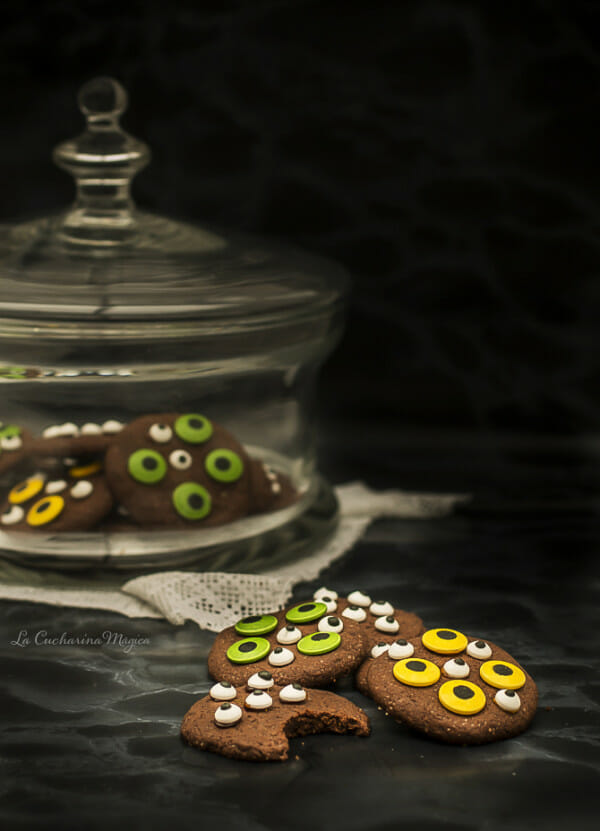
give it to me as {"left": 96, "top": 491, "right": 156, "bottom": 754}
{"left": 104, "top": 412, "right": 295, "bottom": 528}
{"left": 0, "top": 423, "right": 33, "bottom": 476}
{"left": 357, "top": 627, "right": 538, "bottom": 744}
{"left": 208, "top": 589, "right": 423, "bottom": 688}
{"left": 0, "top": 469, "right": 113, "bottom": 532}
{"left": 181, "top": 679, "right": 370, "bottom": 761}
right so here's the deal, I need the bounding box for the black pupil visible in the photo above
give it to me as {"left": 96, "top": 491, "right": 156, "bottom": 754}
{"left": 215, "top": 456, "right": 231, "bottom": 471}
{"left": 396, "top": 639, "right": 407, "bottom": 646}
{"left": 188, "top": 493, "right": 204, "bottom": 510}
{"left": 292, "top": 683, "right": 302, "bottom": 690}
{"left": 406, "top": 660, "right": 426, "bottom": 672}
{"left": 455, "top": 658, "right": 465, "bottom": 665}
{"left": 494, "top": 664, "right": 513, "bottom": 676}
{"left": 258, "top": 671, "right": 271, "bottom": 679}
{"left": 242, "top": 616, "right": 261, "bottom": 624}
{"left": 36, "top": 501, "right": 51, "bottom": 513}
{"left": 327, "top": 617, "right": 339, "bottom": 625}
{"left": 386, "top": 616, "right": 394, "bottom": 622}
{"left": 221, "top": 682, "right": 231, "bottom": 688}
{"left": 453, "top": 685, "right": 475, "bottom": 699}
{"left": 286, "top": 625, "right": 295, "bottom": 631}
{"left": 189, "top": 418, "right": 203, "bottom": 430}
{"left": 475, "top": 641, "right": 486, "bottom": 648}
{"left": 437, "top": 630, "right": 456, "bottom": 640}
{"left": 238, "top": 642, "right": 256, "bottom": 653}
{"left": 312, "top": 633, "right": 329, "bottom": 641}
{"left": 253, "top": 691, "right": 262, "bottom": 696}
{"left": 298, "top": 604, "right": 315, "bottom": 613}
{"left": 143, "top": 456, "right": 158, "bottom": 470}
{"left": 221, "top": 703, "right": 231, "bottom": 710}
{"left": 505, "top": 690, "right": 516, "bottom": 697}
{"left": 274, "top": 647, "right": 282, "bottom": 653}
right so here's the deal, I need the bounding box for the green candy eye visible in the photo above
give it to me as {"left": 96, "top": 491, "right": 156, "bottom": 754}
{"left": 285, "top": 601, "right": 327, "bottom": 625}
{"left": 205, "top": 449, "right": 244, "bottom": 483}
{"left": 226, "top": 637, "right": 271, "bottom": 664}
{"left": 127, "top": 449, "right": 167, "bottom": 484}
{"left": 174, "top": 413, "right": 213, "bottom": 444}
{"left": 172, "top": 482, "right": 212, "bottom": 520}
{"left": 297, "top": 631, "right": 341, "bottom": 656}
{"left": 0, "top": 424, "right": 21, "bottom": 439}
{"left": 234, "top": 614, "right": 278, "bottom": 636}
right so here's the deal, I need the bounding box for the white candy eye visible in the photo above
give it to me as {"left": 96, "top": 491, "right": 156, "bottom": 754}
{"left": 102, "top": 420, "right": 123, "bottom": 434}
{"left": 149, "top": 423, "right": 173, "bottom": 444}
{"left": 1, "top": 505, "right": 24, "bottom": 525}
{"left": 42, "top": 425, "right": 63, "bottom": 439}
{"left": 58, "top": 423, "right": 79, "bottom": 437}
{"left": 276, "top": 625, "right": 301, "bottom": 645}
{"left": 214, "top": 702, "right": 242, "bottom": 726}
{"left": 375, "top": 615, "right": 400, "bottom": 634}
{"left": 247, "top": 671, "right": 274, "bottom": 690}
{"left": 342, "top": 605, "right": 367, "bottom": 622}
{"left": 443, "top": 657, "right": 470, "bottom": 679}
{"left": 1, "top": 435, "right": 22, "bottom": 451}
{"left": 316, "top": 595, "right": 337, "bottom": 613}
{"left": 388, "top": 639, "right": 415, "bottom": 659}
{"left": 70, "top": 480, "right": 93, "bottom": 500}
{"left": 279, "top": 683, "right": 307, "bottom": 703}
{"left": 45, "top": 480, "right": 67, "bottom": 494}
{"left": 369, "top": 600, "right": 394, "bottom": 616}
{"left": 347, "top": 590, "right": 371, "bottom": 607}
{"left": 169, "top": 449, "right": 192, "bottom": 470}
{"left": 371, "top": 642, "right": 390, "bottom": 658}
{"left": 467, "top": 640, "right": 492, "bottom": 660}
{"left": 245, "top": 690, "right": 273, "bottom": 710}
{"left": 268, "top": 647, "right": 295, "bottom": 666}
{"left": 318, "top": 616, "right": 344, "bottom": 634}
{"left": 494, "top": 689, "right": 521, "bottom": 713}
{"left": 314, "top": 587, "right": 338, "bottom": 601}
{"left": 81, "top": 423, "right": 102, "bottom": 435}
{"left": 209, "top": 681, "right": 236, "bottom": 701}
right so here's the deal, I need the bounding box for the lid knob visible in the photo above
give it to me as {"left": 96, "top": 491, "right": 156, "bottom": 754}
{"left": 53, "top": 77, "right": 151, "bottom": 247}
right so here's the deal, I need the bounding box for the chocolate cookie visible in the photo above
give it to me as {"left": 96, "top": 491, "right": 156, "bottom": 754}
{"left": 181, "top": 680, "right": 370, "bottom": 761}
{"left": 357, "top": 627, "right": 538, "bottom": 744}
{"left": 0, "top": 469, "right": 113, "bottom": 532}
{"left": 27, "top": 419, "right": 123, "bottom": 459}
{"left": 208, "top": 589, "right": 423, "bottom": 688}
{"left": 0, "top": 423, "right": 33, "bottom": 476}
{"left": 104, "top": 412, "right": 295, "bottom": 528}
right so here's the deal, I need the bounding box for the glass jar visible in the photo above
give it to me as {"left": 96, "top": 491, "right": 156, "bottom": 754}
{"left": 0, "top": 78, "right": 348, "bottom": 570}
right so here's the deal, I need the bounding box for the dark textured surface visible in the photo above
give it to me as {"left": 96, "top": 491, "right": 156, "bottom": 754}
{"left": 1, "top": 438, "right": 599, "bottom": 830}
{"left": 1, "top": 1, "right": 599, "bottom": 433}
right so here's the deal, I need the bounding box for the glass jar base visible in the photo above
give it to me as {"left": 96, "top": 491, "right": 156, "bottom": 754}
{"left": 0, "top": 475, "right": 339, "bottom": 572}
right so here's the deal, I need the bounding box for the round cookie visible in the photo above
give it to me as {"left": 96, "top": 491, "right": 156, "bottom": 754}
{"left": 208, "top": 591, "right": 423, "bottom": 688}
{"left": 181, "top": 682, "right": 370, "bottom": 762}
{"left": 104, "top": 412, "right": 294, "bottom": 528}
{"left": 357, "top": 627, "right": 538, "bottom": 744}
{"left": 27, "top": 419, "right": 123, "bottom": 459}
{"left": 0, "top": 470, "right": 113, "bottom": 532}
{"left": 0, "top": 423, "right": 33, "bottom": 476}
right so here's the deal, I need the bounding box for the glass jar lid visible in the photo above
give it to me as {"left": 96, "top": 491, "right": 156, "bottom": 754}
{"left": 0, "top": 78, "right": 347, "bottom": 339}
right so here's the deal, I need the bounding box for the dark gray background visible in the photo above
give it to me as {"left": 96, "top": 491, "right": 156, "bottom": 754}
{"left": 1, "top": 0, "right": 598, "bottom": 436}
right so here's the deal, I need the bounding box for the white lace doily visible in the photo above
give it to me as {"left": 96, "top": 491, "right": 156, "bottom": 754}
{"left": 0, "top": 482, "right": 466, "bottom": 630}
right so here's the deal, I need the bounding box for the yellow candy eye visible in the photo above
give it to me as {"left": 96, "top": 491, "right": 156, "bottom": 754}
{"left": 26, "top": 495, "right": 64, "bottom": 527}
{"left": 9, "top": 476, "right": 45, "bottom": 505}
{"left": 68, "top": 461, "right": 102, "bottom": 478}
{"left": 479, "top": 660, "right": 526, "bottom": 690}
{"left": 438, "top": 680, "right": 487, "bottom": 715}
{"left": 422, "top": 628, "right": 468, "bottom": 655}
{"left": 393, "top": 658, "right": 441, "bottom": 687}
